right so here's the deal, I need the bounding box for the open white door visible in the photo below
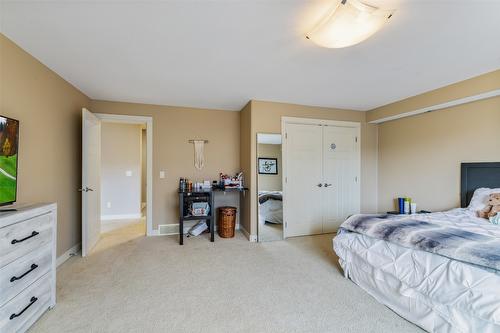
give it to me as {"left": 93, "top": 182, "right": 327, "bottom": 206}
{"left": 81, "top": 108, "right": 101, "bottom": 257}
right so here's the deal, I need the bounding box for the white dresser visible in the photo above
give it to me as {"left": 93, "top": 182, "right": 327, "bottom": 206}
{"left": 0, "top": 203, "right": 57, "bottom": 333}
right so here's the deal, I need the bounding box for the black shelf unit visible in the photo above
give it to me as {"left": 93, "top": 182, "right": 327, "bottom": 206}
{"left": 178, "top": 189, "right": 214, "bottom": 245}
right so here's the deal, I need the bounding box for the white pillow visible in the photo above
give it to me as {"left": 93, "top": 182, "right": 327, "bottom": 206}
{"left": 468, "top": 188, "right": 500, "bottom": 212}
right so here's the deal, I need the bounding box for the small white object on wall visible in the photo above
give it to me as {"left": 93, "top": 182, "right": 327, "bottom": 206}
{"left": 159, "top": 171, "right": 165, "bottom": 179}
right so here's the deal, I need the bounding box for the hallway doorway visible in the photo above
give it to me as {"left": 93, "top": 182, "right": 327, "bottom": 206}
{"left": 81, "top": 110, "right": 153, "bottom": 256}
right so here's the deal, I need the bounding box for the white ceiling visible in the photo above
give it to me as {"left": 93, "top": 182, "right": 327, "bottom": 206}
{"left": 1, "top": 0, "right": 500, "bottom": 111}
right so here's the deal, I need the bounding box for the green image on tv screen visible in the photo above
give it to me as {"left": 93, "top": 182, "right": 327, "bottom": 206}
{"left": 0, "top": 116, "right": 19, "bottom": 205}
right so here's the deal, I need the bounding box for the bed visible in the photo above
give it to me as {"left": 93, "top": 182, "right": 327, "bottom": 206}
{"left": 333, "top": 163, "right": 500, "bottom": 333}
{"left": 258, "top": 191, "right": 283, "bottom": 224}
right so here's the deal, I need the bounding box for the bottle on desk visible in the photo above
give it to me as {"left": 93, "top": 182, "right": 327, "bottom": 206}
{"left": 404, "top": 199, "right": 410, "bottom": 214}
{"left": 179, "top": 178, "right": 185, "bottom": 191}
{"left": 397, "top": 197, "right": 412, "bottom": 214}
{"left": 410, "top": 203, "right": 417, "bottom": 214}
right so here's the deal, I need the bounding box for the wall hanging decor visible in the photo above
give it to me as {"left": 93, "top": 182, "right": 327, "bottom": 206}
{"left": 189, "top": 139, "right": 208, "bottom": 170}
{"left": 258, "top": 158, "right": 278, "bottom": 174}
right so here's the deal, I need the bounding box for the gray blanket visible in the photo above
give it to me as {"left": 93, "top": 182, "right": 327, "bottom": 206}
{"left": 258, "top": 191, "right": 282, "bottom": 205}
{"left": 339, "top": 211, "right": 500, "bottom": 272}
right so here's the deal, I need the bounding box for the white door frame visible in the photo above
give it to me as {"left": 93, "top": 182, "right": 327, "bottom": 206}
{"left": 281, "top": 116, "right": 361, "bottom": 239}
{"left": 95, "top": 113, "right": 154, "bottom": 236}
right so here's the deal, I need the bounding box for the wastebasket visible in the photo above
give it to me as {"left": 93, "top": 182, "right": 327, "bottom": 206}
{"left": 218, "top": 206, "right": 237, "bottom": 238}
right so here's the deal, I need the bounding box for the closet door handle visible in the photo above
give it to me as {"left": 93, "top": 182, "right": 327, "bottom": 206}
{"left": 317, "top": 183, "right": 323, "bottom": 187}
{"left": 10, "top": 297, "right": 38, "bottom": 320}
{"left": 324, "top": 183, "right": 333, "bottom": 187}
{"left": 10, "top": 264, "right": 38, "bottom": 282}
{"left": 11, "top": 231, "right": 39, "bottom": 244}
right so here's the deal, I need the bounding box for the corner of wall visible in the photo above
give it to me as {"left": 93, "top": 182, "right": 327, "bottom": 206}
{"left": 239, "top": 100, "right": 253, "bottom": 237}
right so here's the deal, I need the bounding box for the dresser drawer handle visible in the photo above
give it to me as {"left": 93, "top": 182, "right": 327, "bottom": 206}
{"left": 11, "top": 231, "right": 39, "bottom": 244}
{"left": 9, "top": 296, "right": 38, "bottom": 320}
{"left": 10, "top": 264, "right": 39, "bottom": 282}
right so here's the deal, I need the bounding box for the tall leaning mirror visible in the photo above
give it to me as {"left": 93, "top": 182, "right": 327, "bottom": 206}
{"left": 257, "top": 133, "right": 283, "bottom": 242}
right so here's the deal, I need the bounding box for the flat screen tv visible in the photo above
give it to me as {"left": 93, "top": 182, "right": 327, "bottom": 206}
{"left": 0, "top": 116, "right": 19, "bottom": 206}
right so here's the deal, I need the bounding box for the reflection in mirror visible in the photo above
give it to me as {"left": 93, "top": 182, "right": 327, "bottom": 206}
{"left": 257, "top": 133, "right": 283, "bottom": 242}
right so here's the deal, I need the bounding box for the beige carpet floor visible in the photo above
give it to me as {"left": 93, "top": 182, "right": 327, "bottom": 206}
{"left": 30, "top": 230, "right": 422, "bottom": 333}
{"left": 95, "top": 218, "right": 146, "bottom": 253}
{"left": 258, "top": 221, "right": 283, "bottom": 242}
{"left": 100, "top": 218, "right": 146, "bottom": 234}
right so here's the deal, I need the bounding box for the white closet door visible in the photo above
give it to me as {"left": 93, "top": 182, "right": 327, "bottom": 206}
{"left": 322, "top": 125, "right": 360, "bottom": 233}
{"left": 284, "top": 123, "right": 323, "bottom": 237}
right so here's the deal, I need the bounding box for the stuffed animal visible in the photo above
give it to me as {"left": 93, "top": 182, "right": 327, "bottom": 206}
{"left": 478, "top": 193, "right": 500, "bottom": 219}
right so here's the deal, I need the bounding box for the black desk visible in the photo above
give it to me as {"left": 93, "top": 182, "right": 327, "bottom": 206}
{"left": 178, "top": 187, "right": 248, "bottom": 245}
{"left": 178, "top": 189, "right": 214, "bottom": 245}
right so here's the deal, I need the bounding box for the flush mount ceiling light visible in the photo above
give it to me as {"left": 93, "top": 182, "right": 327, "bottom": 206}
{"left": 306, "top": 0, "right": 394, "bottom": 48}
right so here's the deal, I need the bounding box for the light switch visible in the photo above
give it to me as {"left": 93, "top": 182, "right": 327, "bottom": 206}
{"left": 160, "top": 171, "right": 165, "bottom": 179}
{"left": 126, "top": 170, "right": 132, "bottom": 177}
{"left": 107, "top": 202, "right": 111, "bottom": 208}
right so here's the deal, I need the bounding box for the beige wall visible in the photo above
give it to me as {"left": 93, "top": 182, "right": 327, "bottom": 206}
{"left": 371, "top": 69, "right": 500, "bottom": 213}
{"left": 0, "top": 34, "right": 90, "bottom": 256}
{"left": 90, "top": 100, "right": 240, "bottom": 230}
{"left": 241, "top": 100, "right": 379, "bottom": 236}
{"left": 101, "top": 123, "right": 142, "bottom": 217}
{"left": 377, "top": 96, "right": 500, "bottom": 213}
{"left": 257, "top": 144, "right": 282, "bottom": 192}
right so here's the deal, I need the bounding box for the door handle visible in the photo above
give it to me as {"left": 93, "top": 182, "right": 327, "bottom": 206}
{"left": 324, "top": 183, "right": 333, "bottom": 187}
{"left": 10, "top": 297, "right": 38, "bottom": 320}
{"left": 78, "top": 187, "right": 94, "bottom": 192}
{"left": 11, "top": 231, "right": 39, "bottom": 244}
{"left": 10, "top": 264, "right": 38, "bottom": 282}
{"left": 317, "top": 183, "right": 323, "bottom": 187}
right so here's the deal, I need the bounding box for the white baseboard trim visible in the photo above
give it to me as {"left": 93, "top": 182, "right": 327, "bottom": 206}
{"left": 240, "top": 225, "right": 257, "bottom": 242}
{"left": 101, "top": 213, "right": 142, "bottom": 221}
{"left": 56, "top": 243, "right": 81, "bottom": 268}
{"left": 148, "top": 228, "right": 160, "bottom": 236}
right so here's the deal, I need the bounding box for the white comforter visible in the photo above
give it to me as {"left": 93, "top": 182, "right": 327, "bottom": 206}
{"left": 258, "top": 192, "right": 283, "bottom": 224}
{"left": 334, "top": 209, "right": 500, "bottom": 333}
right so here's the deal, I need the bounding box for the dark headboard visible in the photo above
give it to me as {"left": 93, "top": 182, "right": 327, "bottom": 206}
{"left": 461, "top": 162, "right": 500, "bottom": 208}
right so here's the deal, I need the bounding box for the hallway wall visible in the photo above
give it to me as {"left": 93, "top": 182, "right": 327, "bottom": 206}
{"left": 101, "top": 122, "right": 143, "bottom": 219}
